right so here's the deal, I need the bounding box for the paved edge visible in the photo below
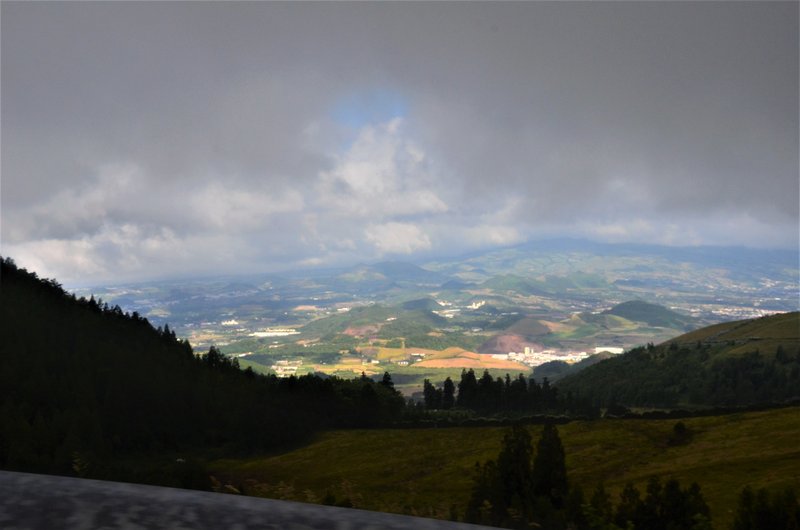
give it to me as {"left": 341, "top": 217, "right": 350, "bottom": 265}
{"left": 0, "top": 470, "right": 499, "bottom": 530}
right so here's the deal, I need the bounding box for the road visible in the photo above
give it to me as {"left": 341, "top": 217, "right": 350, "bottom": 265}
{"left": 0, "top": 470, "right": 498, "bottom": 529}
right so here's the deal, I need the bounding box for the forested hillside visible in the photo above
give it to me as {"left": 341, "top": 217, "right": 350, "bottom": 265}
{"left": 557, "top": 312, "right": 800, "bottom": 408}
{"left": 0, "top": 258, "right": 404, "bottom": 481}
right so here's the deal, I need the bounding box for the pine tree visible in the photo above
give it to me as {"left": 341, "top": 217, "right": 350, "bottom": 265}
{"left": 615, "top": 482, "right": 643, "bottom": 528}
{"left": 442, "top": 377, "right": 455, "bottom": 410}
{"left": 457, "top": 369, "right": 478, "bottom": 409}
{"left": 379, "top": 371, "right": 395, "bottom": 390}
{"left": 590, "top": 482, "right": 613, "bottom": 522}
{"left": 531, "top": 423, "right": 568, "bottom": 509}
{"left": 466, "top": 425, "right": 535, "bottom": 528}
{"left": 423, "top": 379, "right": 438, "bottom": 409}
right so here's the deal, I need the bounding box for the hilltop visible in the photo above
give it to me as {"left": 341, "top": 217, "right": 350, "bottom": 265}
{"left": 557, "top": 312, "right": 800, "bottom": 408}
{"left": 337, "top": 261, "right": 446, "bottom": 286}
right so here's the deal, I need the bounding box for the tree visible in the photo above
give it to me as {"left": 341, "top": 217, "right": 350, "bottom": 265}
{"left": 467, "top": 424, "right": 583, "bottom": 529}
{"left": 615, "top": 482, "right": 642, "bottom": 528}
{"left": 508, "top": 374, "right": 527, "bottom": 410}
{"left": 733, "top": 485, "right": 799, "bottom": 530}
{"left": 590, "top": 482, "right": 613, "bottom": 522}
{"left": 379, "top": 372, "right": 395, "bottom": 390}
{"left": 496, "top": 425, "right": 535, "bottom": 518}
{"left": 611, "top": 478, "right": 710, "bottom": 530}
{"left": 423, "top": 379, "right": 440, "bottom": 410}
{"left": 541, "top": 377, "right": 558, "bottom": 410}
{"left": 640, "top": 476, "right": 664, "bottom": 530}
{"left": 466, "top": 425, "right": 535, "bottom": 528}
{"left": 457, "top": 369, "right": 478, "bottom": 409}
{"left": 531, "top": 423, "right": 568, "bottom": 509}
{"left": 442, "top": 377, "right": 455, "bottom": 410}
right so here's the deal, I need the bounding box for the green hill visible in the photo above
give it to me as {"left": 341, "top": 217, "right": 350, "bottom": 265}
{"left": 439, "top": 279, "right": 473, "bottom": 290}
{"left": 505, "top": 317, "right": 550, "bottom": 338}
{"left": 481, "top": 274, "right": 547, "bottom": 296}
{"left": 557, "top": 312, "right": 800, "bottom": 408}
{"left": 298, "top": 301, "right": 446, "bottom": 341}
{"left": 401, "top": 297, "right": 443, "bottom": 312}
{"left": 603, "top": 300, "right": 696, "bottom": 330}
{"left": 337, "top": 261, "right": 446, "bottom": 285}
{"left": 541, "top": 272, "right": 610, "bottom": 291}
{"left": 376, "top": 309, "right": 447, "bottom": 339}
{"left": 299, "top": 304, "right": 395, "bottom": 338}
{"left": 371, "top": 261, "right": 447, "bottom": 284}
{"left": 336, "top": 266, "right": 388, "bottom": 283}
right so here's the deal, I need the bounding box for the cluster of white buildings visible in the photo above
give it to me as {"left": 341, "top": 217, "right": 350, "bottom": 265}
{"left": 492, "top": 345, "right": 624, "bottom": 368}
{"left": 250, "top": 327, "right": 300, "bottom": 338}
{"left": 271, "top": 359, "right": 303, "bottom": 377}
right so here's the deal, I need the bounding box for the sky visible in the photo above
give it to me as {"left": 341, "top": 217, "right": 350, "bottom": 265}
{"left": 2, "top": 1, "right": 798, "bottom": 285}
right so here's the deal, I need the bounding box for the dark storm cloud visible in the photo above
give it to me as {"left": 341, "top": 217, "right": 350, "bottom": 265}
{"left": 2, "top": 1, "right": 797, "bottom": 283}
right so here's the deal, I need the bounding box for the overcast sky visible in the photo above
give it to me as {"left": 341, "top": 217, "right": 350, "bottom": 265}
{"left": 2, "top": 1, "right": 798, "bottom": 284}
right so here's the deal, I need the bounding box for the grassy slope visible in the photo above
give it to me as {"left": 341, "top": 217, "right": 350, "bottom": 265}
{"left": 671, "top": 312, "right": 799, "bottom": 345}
{"left": 671, "top": 311, "right": 800, "bottom": 357}
{"left": 209, "top": 406, "right": 800, "bottom": 528}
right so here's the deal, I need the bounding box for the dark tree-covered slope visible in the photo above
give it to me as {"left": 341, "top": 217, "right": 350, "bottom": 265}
{"left": 557, "top": 312, "right": 800, "bottom": 408}
{"left": 0, "top": 258, "right": 405, "bottom": 478}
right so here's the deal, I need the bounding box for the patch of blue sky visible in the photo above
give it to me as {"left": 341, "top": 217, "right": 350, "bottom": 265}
{"left": 331, "top": 88, "right": 408, "bottom": 130}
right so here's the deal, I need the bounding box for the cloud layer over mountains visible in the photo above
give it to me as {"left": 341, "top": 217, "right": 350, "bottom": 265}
{"left": 2, "top": 2, "right": 797, "bottom": 283}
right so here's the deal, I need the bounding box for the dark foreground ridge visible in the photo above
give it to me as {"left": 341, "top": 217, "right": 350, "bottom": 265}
{"left": 0, "top": 470, "right": 497, "bottom": 530}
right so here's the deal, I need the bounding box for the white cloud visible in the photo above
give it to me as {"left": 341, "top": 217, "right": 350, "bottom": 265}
{"left": 364, "top": 222, "right": 432, "bottom": 255}
{"left": 4, "top": 224, "right": 183, "bottom": 284}
{"left": 316, "top": 119, "right": 449, "bottom": 219}
{"left": 464, "top": 225, "right": 523, "bottom": 247}
{"left": 2, "top": 2, "right": 796, "bottom": 284}
{"left": 189, "top": 183, "right": 304, "bottom": 231}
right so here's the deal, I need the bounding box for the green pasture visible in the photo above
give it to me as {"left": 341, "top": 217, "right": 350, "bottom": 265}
{"left": 208, "top": 406, "right": 800, "bottom": 528}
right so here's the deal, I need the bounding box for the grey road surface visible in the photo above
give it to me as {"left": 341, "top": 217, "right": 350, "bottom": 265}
{"left": 0, "top": 470, "right": 499, "bottom": 529}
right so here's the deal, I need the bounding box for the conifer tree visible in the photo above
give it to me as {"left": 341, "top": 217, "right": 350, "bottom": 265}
{"left": 379, "top": 371, "right": 394, "bottom": 390}
{"left": 531, "top": 423, "right": 568, "bottom": 508}
{"left": 442, "top": 377, "right": 455, "bottom": 410}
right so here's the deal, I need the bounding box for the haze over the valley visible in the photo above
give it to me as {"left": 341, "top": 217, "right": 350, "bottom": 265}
{"left": 2, "top": 1, "right": 797, "bottom": 285}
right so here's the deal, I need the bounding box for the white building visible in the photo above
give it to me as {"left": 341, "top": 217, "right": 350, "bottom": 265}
{"left": 594, "top": 346, "right": 624, "bottom": 355}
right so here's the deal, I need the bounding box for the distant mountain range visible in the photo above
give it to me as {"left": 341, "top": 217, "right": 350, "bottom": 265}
{"left": 337, "top": 261, "right": 447, "bottom": 286}
{"left": 71, "top": 239, "right": 798, "bottom": 341}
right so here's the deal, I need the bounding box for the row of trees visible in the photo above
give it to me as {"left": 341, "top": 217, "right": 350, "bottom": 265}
{"left": 586, "top": 478, "right": 710, "bottom": 530}
{"left": 423, "top": 369, "right": 599, "bottom": 417}
{"left": 465, "top": 424, "right": 711, "bottom": 529}
{"left": 733, "top": 485, "right": 799, "bottom": 530}
{"left": 466, "top": 424, "right": 570, "bottom": 528}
